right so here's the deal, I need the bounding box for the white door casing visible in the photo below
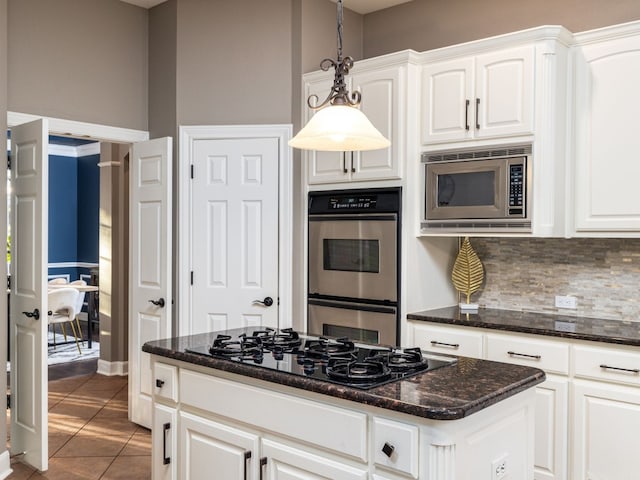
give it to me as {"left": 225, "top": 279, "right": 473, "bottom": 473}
{"left": 179, "top": 125, "right": 293, "bottom": 336}
{"left": 10, "top": 119, "right": 48, "bottom": 471}
{"left": 129, "top": 137, "right": 173, "bottom": 428}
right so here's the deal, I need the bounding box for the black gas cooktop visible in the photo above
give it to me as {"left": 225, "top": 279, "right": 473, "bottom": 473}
{"left": 186, "top": 327, "right": 457, "bottom": 390}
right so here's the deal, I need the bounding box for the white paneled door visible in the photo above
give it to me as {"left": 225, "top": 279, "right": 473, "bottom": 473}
{"left": 190, "top": 137, "right": 280, "bottom": 333}
{"left": 129, "top": 137, "right": 172, "bottom": 429}
{"left": 10, "top": 119, "right": 48, "bottom": 471}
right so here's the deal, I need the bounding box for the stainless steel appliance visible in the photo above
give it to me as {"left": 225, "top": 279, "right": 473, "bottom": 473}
{"left": 185, "top": 327, "right": 456, "bottom": 390}
{"left": 422, "top": 144, "right": 532, "bottom": 229}
{"left": 307, "top": 188, "right": 400, "bottom": 346}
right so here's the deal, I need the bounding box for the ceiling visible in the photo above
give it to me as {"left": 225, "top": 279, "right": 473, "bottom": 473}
{"left": 119, "top": 0, "right": 413, "bottom": 15}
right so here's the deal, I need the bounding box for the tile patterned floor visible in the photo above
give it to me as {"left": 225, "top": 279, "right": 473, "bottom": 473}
{"left": 6, "top": 373, "right": 151, "bottom": 479}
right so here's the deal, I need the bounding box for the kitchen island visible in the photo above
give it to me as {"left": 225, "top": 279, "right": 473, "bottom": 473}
{"left": 143, "top": 328, "right": 544, "bottom": 480}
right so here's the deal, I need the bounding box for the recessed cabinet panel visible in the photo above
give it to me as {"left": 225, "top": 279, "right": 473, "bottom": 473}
{"left": 372, "top": 417, "right": 419, "bottom": 478}
{"left": 573, "top": 380, "right": 640, "bottom": 480}
{"left": 573, "top": 34, "right": 640, "bottom": 232}
{"left": 410, "top": 322, "right": 483, "bottom": 358}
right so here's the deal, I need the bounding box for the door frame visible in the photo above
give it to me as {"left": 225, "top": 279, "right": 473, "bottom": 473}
{"left": 178, "top": 125, "right": 293, "bottom": 334}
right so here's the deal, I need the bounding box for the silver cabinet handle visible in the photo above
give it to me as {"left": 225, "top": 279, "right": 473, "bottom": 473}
{"left": 508, "top": 351, "right": 541, "bottom": 360}
{"left": 244, "top": 451, "right": 252, "bottom": 480}
{"left": 600, "top": 364, "right": 640, "bottom": 374}
{"left": 475, "top": 98, "right": 481, "bottom": 129}
{"left": 342, "top": 152, "right": 348, "bottom": 173}
{"left": 350, "top": 152, "right": 355, "bottom": 173}
{"left": 259, "top": 457, "right": 267, "bottom": 480}
{"left": 162, "top": 422, "right": 171, "bottom": 465}
{"left": 431, "top": 340, "right": 460, "bottom": 349}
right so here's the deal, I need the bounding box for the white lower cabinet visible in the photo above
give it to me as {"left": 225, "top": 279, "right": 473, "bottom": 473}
{"left": 408, "top": 320, "right": 640, "bottom": 480}
{"left": 179, "top": 411, "right": 259, "bottom": 480}
{"left": 532, "top": 376, "right": 568, "bottom": 480}
{"left": 572, "top": 380, "right": 640, "bottom": 480}
{"left": 152, "top": 404, "right": 177, "bottom": 480}
{"left": 261, "top": 438, "right": 367, "bottom": 480}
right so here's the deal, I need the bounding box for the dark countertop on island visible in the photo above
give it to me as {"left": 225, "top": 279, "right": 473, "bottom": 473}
{"left": 408, "top": 306, "right": 640, "bottom": 347}
{"left": 143, "top": 330, "right": 545, "bottom": 421}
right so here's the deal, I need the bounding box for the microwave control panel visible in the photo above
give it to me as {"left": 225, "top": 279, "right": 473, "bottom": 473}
{"left": 508, "top": 164, "right": 525, "bottom": 215}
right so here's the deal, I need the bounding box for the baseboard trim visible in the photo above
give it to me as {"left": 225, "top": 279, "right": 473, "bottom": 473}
{"left": 0, "top": 450, "right": 12, "bottom": 480}
{"left": 97, "top": 359, "right": 128, "bottom": 377}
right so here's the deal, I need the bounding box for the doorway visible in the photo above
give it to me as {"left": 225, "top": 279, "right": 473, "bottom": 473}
{"left": 6, "top": 112, "right": 149, "bottom": 472}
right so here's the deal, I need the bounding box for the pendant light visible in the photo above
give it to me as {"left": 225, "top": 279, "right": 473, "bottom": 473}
{"left": 289, "top": 0, "right": 390, "bottom": 152}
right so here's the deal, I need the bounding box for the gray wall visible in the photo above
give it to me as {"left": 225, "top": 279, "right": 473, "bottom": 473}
{"left": 149, "top": 0, "right": 177, "bottom": 139}
{"left": 364, "top": 0, "right": 640, "bottom": 57}
{"left": 175, "top": 0, "right": 294, "bottom": 126}
{"left": 7, "top": 0, "right": 148, "bottom": 131}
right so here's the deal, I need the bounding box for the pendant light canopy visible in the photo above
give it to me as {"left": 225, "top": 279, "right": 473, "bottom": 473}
{"left": 289, "top": 0, "right": 390, "bottom": 152}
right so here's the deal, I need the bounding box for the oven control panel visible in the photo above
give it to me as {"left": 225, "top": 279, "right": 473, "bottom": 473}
{"left": 308, "top": 188, "right": 401, "bottom": 215}
{"left": 328, "top": 195, "right": 378, "bottom": 210}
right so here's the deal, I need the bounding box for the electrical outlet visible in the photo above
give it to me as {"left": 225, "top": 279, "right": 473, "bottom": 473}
{"left": 491, "top": 454, "right": 508, "bottom": 480}
{"left": 555, "top": 295, "right": 577, "bottom": 309}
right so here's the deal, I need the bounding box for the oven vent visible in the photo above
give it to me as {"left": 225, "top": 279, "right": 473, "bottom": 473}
{"left": 422, "top": 144, "right": 532, "bottom": 163}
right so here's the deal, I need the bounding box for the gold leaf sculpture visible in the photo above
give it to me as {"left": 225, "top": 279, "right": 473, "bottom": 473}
{"left": 451, "top": 237, "right": 484, "bottom": 305}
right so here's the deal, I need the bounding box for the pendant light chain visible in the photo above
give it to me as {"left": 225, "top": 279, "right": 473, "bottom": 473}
{"left": 307, "top": 0, "right": 361, "bottom": 110}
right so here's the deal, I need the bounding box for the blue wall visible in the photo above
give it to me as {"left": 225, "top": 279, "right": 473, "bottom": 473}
{"left": 48, "top": 150, "right": 99, "bottom": 284}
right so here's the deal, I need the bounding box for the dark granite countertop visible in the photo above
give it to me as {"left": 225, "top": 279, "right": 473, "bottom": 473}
{"left": 408, "top": 306, "right": 640, "bottom": 347}
{"left": 143, "top": 331, "right": 545, "bottom": 421}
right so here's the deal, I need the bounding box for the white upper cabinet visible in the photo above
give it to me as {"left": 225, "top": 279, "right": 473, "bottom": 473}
{"left": 422, "top": 46, "right": 534, "bottom": 145}
{"left": 303, "top": 53, "right": 411, "bottom": 185}
{"left": 572, "top": 23, "right": 640, "bottom": 234}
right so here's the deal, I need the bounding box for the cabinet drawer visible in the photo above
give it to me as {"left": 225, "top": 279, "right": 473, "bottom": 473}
{"left": 180, "top": 369, "right": 368, "bottom": 462}
{"left": 486, "top": 333, "right": 569, "bottom": 375}
{"left": 373, "top": 417, "right": 419, "bottom": 478}
{"left": 574, "top": 344, "right": 640, "bottom": 386}
{"left": 153, "top": 362, "right": 179, "bottom": 403}
{"left": 411, "top": 322, "right": 483, "bottom": 358}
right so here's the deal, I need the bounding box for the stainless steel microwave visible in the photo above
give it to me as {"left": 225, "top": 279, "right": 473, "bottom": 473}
{"left": 422, "top": 144, "right": 532, "bottom": 230}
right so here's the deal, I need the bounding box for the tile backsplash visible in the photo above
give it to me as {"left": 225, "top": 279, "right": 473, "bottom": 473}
{"left": 468, "top": 238, "right": 640, "bottom": 321}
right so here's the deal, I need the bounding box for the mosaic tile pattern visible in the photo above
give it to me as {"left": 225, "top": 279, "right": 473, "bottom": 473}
{"left": 468, "top": 238, "right": 640, "bottom": 321}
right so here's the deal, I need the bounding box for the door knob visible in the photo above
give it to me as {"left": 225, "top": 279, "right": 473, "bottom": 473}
{"left": 22, "top": 308, "right": 40, "bottom": 320}
{"left": 149, "top": 298, "right": 165, "bottom": 308}
{"left": 253, "top": 297, "right": 274, "bottom": 307}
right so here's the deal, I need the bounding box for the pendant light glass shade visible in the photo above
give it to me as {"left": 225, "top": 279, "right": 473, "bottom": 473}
{"left": 289, "top": 0, "right": 390, "bottom": 152}
{"left": 289, "top": 105, "right": 391, "bottom": 152}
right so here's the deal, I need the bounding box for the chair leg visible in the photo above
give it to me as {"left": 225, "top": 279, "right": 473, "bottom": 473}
{"left": 68, "top": 321, "right": 82, "bottom": 355}
{"left": 61, "top": 323, "right": 68, "bottom": 341}
{"left": 75, "top": 317, "right": 85, "bottom": 346}
{"left": 52, "top": 324, "right": 57, "bottom": 350}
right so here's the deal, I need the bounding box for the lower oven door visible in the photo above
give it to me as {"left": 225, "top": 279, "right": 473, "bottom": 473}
{"left": 308, "top": 298, "right": 397, "bottom": 346}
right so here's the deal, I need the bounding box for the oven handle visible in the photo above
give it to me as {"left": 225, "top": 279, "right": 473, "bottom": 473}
{"left": 308, "top": 298, "right": 397, "bottom": 315}
{"left": 309, "top": 213, "right": 398, "bottom": 222}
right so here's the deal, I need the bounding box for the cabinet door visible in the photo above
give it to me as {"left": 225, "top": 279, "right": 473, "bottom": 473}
{"left": 179, "top": 411, "right": 259, "bottom": 480}
{"left": 572, "top": 380, "right": 640, "bottom": 480}
{"left": 475, "top": 46, "right": 534, "bottom": 139}
{"left": 534, "top": 376, "right": 568, "bottom": 480}
{"left": 305, "top": 77, "right": 351, "bottom": 185}
{"left": 421, "top": 57, "right": 473, "bottom": 144}
{"left": 573, "top": 35, "right": 640, "bottom": 231}
{"left": 261, "top": 438, "right": 367, "bottom": 480}
{"left": 152, "top": 404, "right": 177, "bottom": 480}
{"left": 351, "top": 66, "right": 402, "bottom": 181}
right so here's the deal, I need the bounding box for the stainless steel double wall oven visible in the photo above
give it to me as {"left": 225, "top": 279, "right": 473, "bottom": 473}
{"left": 307, "top": 188, "right": 401, "bottom": 346}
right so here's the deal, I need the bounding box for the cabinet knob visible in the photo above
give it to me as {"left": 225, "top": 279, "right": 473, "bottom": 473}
{"left": 382, "top": 442, "right": 395, "bottom": 458}
{"left": 156, "top": 379, "right": 165, "bottom": 388}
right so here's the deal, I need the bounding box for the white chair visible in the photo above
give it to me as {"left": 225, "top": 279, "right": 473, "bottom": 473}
{"left": 69, "top": 279, "right": 87, "bottom": 345}
{"left": 48, "top": 277, "right": 67, "bottom": 285}
{"left": 48, "top": 287, "right": 81, "bottom": 354}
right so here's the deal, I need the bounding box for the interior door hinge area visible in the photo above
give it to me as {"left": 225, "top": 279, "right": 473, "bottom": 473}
{"left": 190, "top": 164, "right": 194, "bottom": 179}
{"left": 190, "top": 271, "right": 194, "bottom": 285}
